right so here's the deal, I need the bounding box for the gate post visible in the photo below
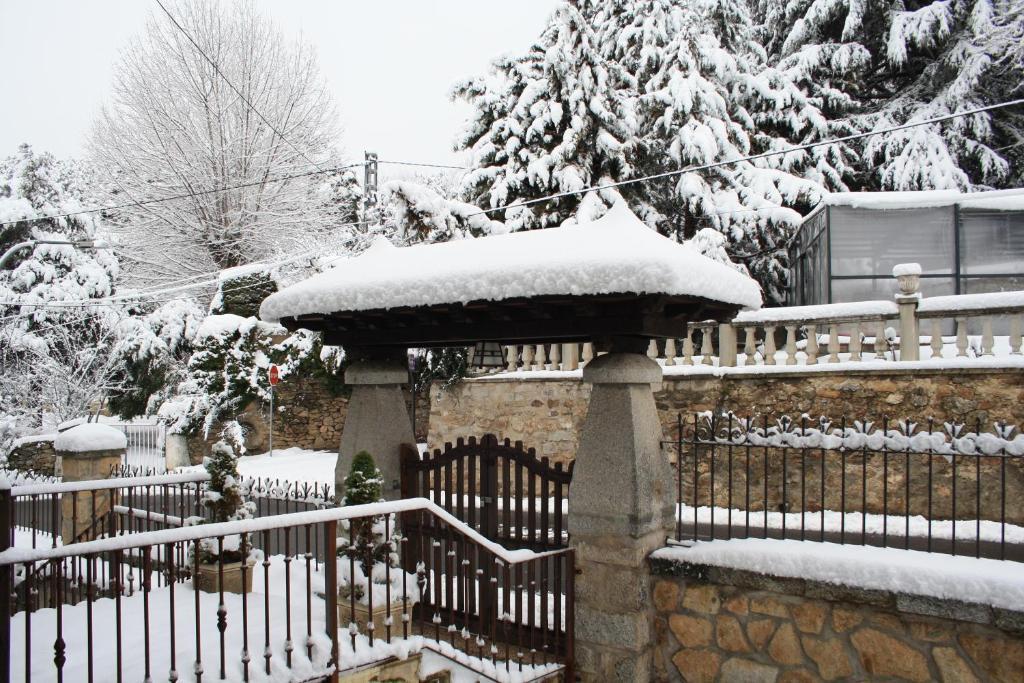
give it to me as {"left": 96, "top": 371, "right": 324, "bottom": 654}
{"left": 569, "top": 352, "right": 674, "bottom": 682}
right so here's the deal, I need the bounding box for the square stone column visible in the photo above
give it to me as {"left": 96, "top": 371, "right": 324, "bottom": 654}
{"left": 58, "top": 447, "right": 125, "bottom": 542}
{"left": 569, "top": 352, "right": 675, "bottom": 682}
{"left": 337, "top": 359, "right": 415, "bottom": 502}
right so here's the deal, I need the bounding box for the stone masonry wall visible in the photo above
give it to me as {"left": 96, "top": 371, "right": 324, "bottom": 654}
{"left": 650, "top": 561, "right": 1024, "bottom": 682}
{"left": 7, "top": 435, "right": 59, "bottom": 476}
{"left": 427, "top": 368, "right": 1024, "bottom": 467}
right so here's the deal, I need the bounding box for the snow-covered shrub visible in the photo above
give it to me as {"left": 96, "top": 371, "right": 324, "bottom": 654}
{"left": 337, "top": 451, "right": 410, "bottom": 605}
{"left": 189, "top": 436, "right": 256, "bottom": 564}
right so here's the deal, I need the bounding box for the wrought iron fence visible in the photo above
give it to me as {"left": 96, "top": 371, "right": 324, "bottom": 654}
{"left": 664, "top": 412, "right": 1024, "bottom": 562}
{"left": 0, "top": 494, "right": 573, "bottom": 682}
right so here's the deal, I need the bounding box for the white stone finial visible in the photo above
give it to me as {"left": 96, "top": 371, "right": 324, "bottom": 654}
{"left": 892, "top": 262, "right": 922, "bottom": 298}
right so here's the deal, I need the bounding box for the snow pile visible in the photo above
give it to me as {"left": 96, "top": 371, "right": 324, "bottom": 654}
{"left": 260, "top": 203, "right": 763, "bottom": 322}
{"left": 652, "top": 538, "right": 1024, "bottom": 612}
{"left": 53, "top": 423, "right": 127, "bottom": 453}
{"left": 892, "top": 262, "right": 922, "bottom": 277}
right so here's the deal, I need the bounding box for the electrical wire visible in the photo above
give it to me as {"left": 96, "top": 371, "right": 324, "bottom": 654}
{"left": 0, "top": 161, "right": 365, "bottom": 229}
{"left": 376, "top": 159, "right": 470, "bottom": 171}
{"left": 153, "top": 0, "right": 325, "bottom": 173}
{"left": 460, "top": 97, "right": 1024, "bottom": 219}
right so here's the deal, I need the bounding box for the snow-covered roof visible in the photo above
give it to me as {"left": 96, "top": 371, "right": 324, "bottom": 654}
{"left": 260, "top": 203, "right": 762, "bottom": 323}
{"left": 822, "top": 188, "right": 1024, "bottom": 211}
{"left": 53, "top": 423, "right": 127, "bottom": 453}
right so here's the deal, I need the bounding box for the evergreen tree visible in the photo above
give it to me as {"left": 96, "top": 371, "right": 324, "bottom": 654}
{"left": 454, "top": 1, "right": 635, "bottom": 231}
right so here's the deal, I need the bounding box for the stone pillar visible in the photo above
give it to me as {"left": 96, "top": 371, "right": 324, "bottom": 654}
{"left": 337, "top": 358, "right": 415, "bottom": 502}
{"left": 57, "top": 446, "right": 125, "bottom": 543}
{"left": 893, "top": 263, "right": 921, "bottom": 361}
{"left": 569, "top": 352, "right": 675, "bottom": 682}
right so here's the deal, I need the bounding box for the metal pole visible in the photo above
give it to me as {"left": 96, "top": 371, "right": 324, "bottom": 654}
{"left": 0, "top": 482, "right": 13, "bottom": 681}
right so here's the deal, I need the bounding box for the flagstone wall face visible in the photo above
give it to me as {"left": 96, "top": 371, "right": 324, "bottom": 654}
{"left": 649, "top": 561, "right": 1024, "bottom": 682}
{"left": 428, "top": 369, "right": 1024, "bottom": 466}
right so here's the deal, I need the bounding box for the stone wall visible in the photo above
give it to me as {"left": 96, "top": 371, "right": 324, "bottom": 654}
{"left": 427, "top": 368, "right": 1024, "bottom": 467}
{"left": 7, "top": 435, "right": 59, "bottom": 476}
{"left": 185, "top": 377, "right": 430, "bottom": 465}
{"left": 650, "top": 559, "right": 1024, "bottom": 682}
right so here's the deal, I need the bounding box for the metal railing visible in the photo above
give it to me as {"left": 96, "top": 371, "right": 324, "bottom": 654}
{"left": 663, "top": 412, "right": 1024, "bottom": 562}
{"left": 0, "top": 494, "right": 574, "bottom": 682}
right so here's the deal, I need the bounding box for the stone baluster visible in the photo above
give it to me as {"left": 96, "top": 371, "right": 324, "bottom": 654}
{"left": 647, "top": 339, "right": 658, "bottom": 360}
{"left": 828, "top": 324, "right": 840, "bottom": 363}
{"left": 875, "top": 321, "right": 888, "bottom": 360}
{"left": 700, "top": 324, "right": 714, "bottom": 365}
{"left": 563, "top": 343, "right": 580, "bottom": 370}
{"left": 466, "top": 345, "right": 476, "bottom": 367}
{"left": 784, "top": 325, "right": 798, "bottom": 366}
{"left": 805, "top": 324, "right": 819, "bottom": 364}
{"left": 550, "top": 343, "right": 561, "bottom": 370}
{"left": 849, "top": 322, "right": 862, "bottom": 361}
{"left": 981, "top": 317, "right": 995, "bottom": 356}
{"left": 955, "top": 317, "right": 969, "bottom": 357}
{"left": 505, "top": 345, "right": 517, "bottom": 372}
{"left": 894, "top": 264, "right": 921, "bottom": 361}
{"left": 534, "top": 344, "right": 546, "bottom": 370}
{"left": 930, "top": 320, "right": 944, "bottom": 359}
{"left": 1011, "top": 314, "right": 1023, "bottom": 355}
{"left": 664, "top": 338, "right": 677, "bottom": 366}
{"left": 581, "top": 342, "right": 594, "bottom": 366}
{"left": 718, "top": 324, "right": 737, "bottom": 367}
{"left": 682, "top": 327, "right": 695, "bottom": 365}
{"left": 522, "top": 344, "right": 535, "bottom": 370}
{"left": 764, "top": 325, "right": 777, "bottom": 365}
{"left": 743, "top": 327, "right": 756, "bottom": 365}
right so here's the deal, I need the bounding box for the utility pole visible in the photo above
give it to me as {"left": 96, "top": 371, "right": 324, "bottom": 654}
{"left": 362, "top": 151, "right": 378, "bottom": 225}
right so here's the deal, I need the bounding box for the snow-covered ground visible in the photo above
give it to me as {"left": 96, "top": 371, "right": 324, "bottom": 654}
{"left": 653, "top": 538, "right": 1024, "bottom": 612}
{"left": 676, "top": 504, "right": 1024, "bottom": 544}
{"left": 179, "top": 447, "right": 337, "bottom": 491}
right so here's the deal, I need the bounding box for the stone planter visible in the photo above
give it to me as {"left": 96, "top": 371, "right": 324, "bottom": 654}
{"left": 339, "top": 596, "right": 415, "bottom": 637}
{"left": 194, "top": 559, "right": 255, "bottom": 594}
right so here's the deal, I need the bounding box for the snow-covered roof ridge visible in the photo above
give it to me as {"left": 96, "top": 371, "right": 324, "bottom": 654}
{"left": 259, "top": 202, "right": 763, "bottom": 323}
{"left": 822, "top": 187, "right": 1024, "bottom": 211}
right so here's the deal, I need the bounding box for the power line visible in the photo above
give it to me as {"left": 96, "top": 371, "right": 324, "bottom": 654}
{"left": 376, "top": 159, "right": 470, "bottom": 171}
{"left": 153, "top": 0, "right": 324, "bottom": 172}
{"left": 0, "top": 161, "right": 365, "bottom": 229}
{"left": 462, "top": 97, "right": 1024, "bottom": 219}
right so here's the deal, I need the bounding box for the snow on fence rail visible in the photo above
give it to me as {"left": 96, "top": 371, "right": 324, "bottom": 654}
{"left": 663, "top": 411, "right": 1024, "bottom": 562}
{"left": 0, "top": 497, "right": 574, "bottom": 683}
{"left": 492, "top": 267, "right": 1024, "bottom": 373}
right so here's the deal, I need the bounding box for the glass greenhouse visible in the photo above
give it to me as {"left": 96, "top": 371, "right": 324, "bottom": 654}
{"left": 787, "top": 189, "right": 1024, "bottom": 306}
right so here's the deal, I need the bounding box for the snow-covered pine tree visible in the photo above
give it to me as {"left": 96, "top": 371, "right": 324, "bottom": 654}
{"left": 454, "top": 1, "right": 635, "bottom": 231}
{"left": 595, "top": 0, "right": 830, "bottom": 301}
{"left": 763, "top": 0, "right": 1024, "bottom": 190}
{"left": 0, "top": 145, "right": 127, "bottom": 442}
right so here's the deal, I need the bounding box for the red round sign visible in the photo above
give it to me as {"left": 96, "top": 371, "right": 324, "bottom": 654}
{"left": 268, "top": 365, "right": 280, "bottom": 386}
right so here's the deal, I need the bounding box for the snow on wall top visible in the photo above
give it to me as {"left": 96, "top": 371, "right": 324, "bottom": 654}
{"left": 260, "top": 203, "right": 763, "bottom": 323}
{"left": 822, "top": 188, "right": 1024, "bottom": 211}
{"left": 53, "top": 423, "right": 127, "bottom": 453}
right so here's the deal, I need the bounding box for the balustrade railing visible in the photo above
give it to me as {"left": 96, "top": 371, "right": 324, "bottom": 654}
{"left": 492, "top": 266, "right": 1024, "bottom": 373}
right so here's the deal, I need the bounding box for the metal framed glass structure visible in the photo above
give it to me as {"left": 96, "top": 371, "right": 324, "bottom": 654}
{"left": 787, "top": 191, "right": 1024, "bottom": 306}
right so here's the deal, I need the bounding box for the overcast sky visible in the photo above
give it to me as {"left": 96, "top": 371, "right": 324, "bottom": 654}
{"left": 0, "top": 0, "right": 557, "bottom": 174}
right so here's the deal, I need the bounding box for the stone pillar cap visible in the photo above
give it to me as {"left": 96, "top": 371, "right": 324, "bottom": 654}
{"left": 582, "top": 352, "right": 661, "bottom": 385}
{"left": 344, "top": 359, "right": 409, "bottom": 385}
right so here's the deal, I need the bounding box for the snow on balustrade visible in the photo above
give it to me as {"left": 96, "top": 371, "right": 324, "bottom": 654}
{"left": 489, "top": 284, "right": 1024, "bottom": 375}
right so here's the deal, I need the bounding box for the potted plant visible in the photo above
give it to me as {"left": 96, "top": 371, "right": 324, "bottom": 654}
{"left": 190, "top": 438, "right": 257, "bottom": 593}
{"left": 337, "top": 451, "right": 420, "bottom": 636}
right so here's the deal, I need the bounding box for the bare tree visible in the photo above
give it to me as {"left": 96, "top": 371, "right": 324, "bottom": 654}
{"left": 91, "top": 0, "right": 349, "bottom": 287}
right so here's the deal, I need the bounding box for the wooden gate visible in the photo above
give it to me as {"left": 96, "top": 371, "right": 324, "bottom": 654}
{"left": 399, "top": 435, "right": 574, "bottom": 660}
{"left": 400, "top": 434, "right": 572, "bottom": 551}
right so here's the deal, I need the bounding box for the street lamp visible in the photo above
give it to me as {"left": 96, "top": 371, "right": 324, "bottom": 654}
{"left": 0, "top": 238, "right": 108, "bottom": 269}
